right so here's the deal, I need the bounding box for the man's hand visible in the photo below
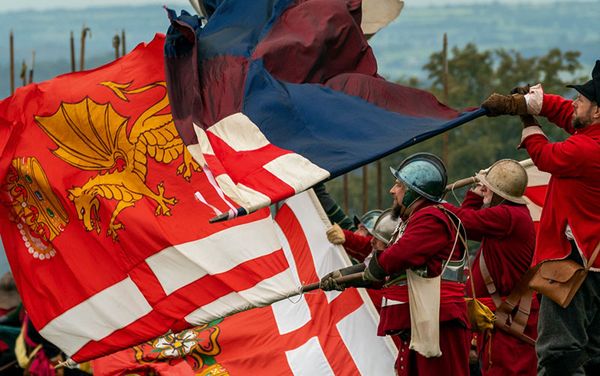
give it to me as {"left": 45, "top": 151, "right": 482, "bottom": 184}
{"left": 320, "top": 263, "right": 367, "bottom": 291}
{"left": 481, "top": 93, "right": 528, "bottom": 116}
{"left": 363, "top": 251, "right": 387, "bottom": 282}
{"left": 510, "top": 84, "right": 531, "bottom": 95}
{"left": 519, "top": 114, "right": 540, "bottom": 128}
{"left": 326, "top": 223, "right": 345, "bottom": 245}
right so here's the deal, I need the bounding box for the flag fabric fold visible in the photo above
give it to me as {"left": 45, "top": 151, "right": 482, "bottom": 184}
{"left": 164, "top": 0, "right": 484, "bottom": 218}
{"left": 0, "top": 35, "right": 299, "bottom": 362}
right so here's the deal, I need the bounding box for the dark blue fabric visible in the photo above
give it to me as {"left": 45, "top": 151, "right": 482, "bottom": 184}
{"left": 197, "top": 0, "right": 294, "bottom": 58}
{"left": 242, "top": 59, "right": 484, "bottom": 177}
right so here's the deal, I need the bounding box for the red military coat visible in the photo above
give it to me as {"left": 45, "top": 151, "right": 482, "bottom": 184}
{"left": 522, "top": 93, "right": 600, "bottom": 269}
{"left": 342, "top": 229, "right": 372, "bottom": 261}
{"left": 376, "top": 201, "right": 468, "bottom": 334}
{"left": 443, "top": 191, "right": 535, "bottom": 298}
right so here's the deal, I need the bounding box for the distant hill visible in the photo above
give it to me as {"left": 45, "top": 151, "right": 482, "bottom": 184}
{"left": 0, "top": 1, "right": 598, "bottom": 98}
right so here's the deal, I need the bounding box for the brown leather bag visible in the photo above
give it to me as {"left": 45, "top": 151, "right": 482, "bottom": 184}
{"left": 529, "top": 242, "right": 600, "bottom": 308}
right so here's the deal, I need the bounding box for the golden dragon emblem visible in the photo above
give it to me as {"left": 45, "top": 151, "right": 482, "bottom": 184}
{"left": 35, "top": 81, "right": 200, "bottom": 240}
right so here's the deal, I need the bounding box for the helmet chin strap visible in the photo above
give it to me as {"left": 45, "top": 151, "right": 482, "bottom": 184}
{"left": 400, "top": 194, "right": 421, "bottom": 219}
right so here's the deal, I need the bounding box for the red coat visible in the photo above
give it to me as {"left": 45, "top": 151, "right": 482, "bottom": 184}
{"left": 522, "top": 94, "right": 600, "bottom": 268}
{"left": 377, "top": 201, "right": 468, "bottom": 334}
{"left": 342, "top": 229, "right": 372, "bottom": 261}
{"left": 443, "top": 191, "right": 535, "bottom": 298}
{"left": 443, "top": 192, "right": 538, "bottom": 376}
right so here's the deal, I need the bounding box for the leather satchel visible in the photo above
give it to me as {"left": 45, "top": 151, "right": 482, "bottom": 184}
{"left": 529, "top": 242, "right": 600, "bottom": 308}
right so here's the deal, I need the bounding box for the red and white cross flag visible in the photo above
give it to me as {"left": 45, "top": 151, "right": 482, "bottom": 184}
{"left": 92, "top": 190, "right": 398, "bottom": 375}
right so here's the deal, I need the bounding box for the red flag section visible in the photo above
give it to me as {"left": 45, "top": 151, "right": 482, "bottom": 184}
{"left": 0, "top": 35, "right": 300, "bottom": 362}
{"left": 92, "top": 191, "right": 397, "bottom": 375}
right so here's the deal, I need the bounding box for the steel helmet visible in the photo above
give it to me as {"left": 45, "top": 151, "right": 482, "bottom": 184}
{"left": 390, "top": 152, "right": 448, "bottom": 207}
{"left": 476, "top": 159, "right": 528, "bottom": 204}
{"left": 371, "top": 208, "right": 400, "bottom": 244}
{"left": 353, "top": 209, "right": 383, "bottom": 234}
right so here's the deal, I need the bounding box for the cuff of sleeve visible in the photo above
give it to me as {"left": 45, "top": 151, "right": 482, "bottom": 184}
{"left": 524, "top": 83, "right": 543, "bottom": 115}
{"left": 517, "top": 125, "right": 547, "bottom": 148}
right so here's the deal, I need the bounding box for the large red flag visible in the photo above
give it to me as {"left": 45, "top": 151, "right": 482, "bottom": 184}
{"left": 0, "top": 35, "right": 299, "bottom": 362}
{"left": 92, "top": 191, "right": 397, "bottom": 375}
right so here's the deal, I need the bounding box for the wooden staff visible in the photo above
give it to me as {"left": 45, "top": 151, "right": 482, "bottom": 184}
{"left": 28, "top": 51, "right": 35, "bottom": 84}
{"left": 10, "top": 31, "right": 14, "bottom": 94}
{"left": 70, "top": 31, "right": 76, "bottom": 72}
{"left": 442, "top": 33, "right": 450, "bottom": 165}
{"left": 301, "top": 272, "right": 364, "bottom": 293}
{"left": 362, "top": 165, "right": 368, "bottom": 213}
{"left": 376, "top": 160, "right": 382, "bottom": 208}
{"left": 112, "top": 33, "right": 120, "bottom": 59}
{"left": 80, "top": 26, "right": 91, "bottom": 71}
{"left": 445, "top": 159, "right": 534, "bottom": 192}
{"left": 343, "top": 174, "right": 349, "bottom": 214}
{"left": 121, "top": 29, "right": 126, "bottom": 56}
{"left": 20, "top": 60, "right": 27, "bottom": 86}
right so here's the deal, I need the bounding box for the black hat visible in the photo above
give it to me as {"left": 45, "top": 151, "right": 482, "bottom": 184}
{"left": 567, "top": 60, "right": 600, "bottom": 104}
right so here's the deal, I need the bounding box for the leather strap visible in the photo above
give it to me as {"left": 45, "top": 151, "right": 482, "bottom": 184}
{"left": 585, "top": 241, "right": 600, "bottom": 271}
{"left": 478, "top": 248, "right": 502, "bottom": 308}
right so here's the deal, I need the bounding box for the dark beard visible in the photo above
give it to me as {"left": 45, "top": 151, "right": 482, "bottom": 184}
{"left": 573, "top": 115, "right": 590, "bottom": 129}
{"left": 391, "top": 202, "right": 403, "bottom": 220}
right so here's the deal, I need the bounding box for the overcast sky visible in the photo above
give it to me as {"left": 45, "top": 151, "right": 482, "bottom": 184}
{"left": 0, "top": 0, "right": 585, "bottom": 13}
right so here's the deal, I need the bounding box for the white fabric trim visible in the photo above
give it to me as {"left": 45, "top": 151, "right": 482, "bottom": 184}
{"left": 525, "top": 83, "right": 544, "bottom": 115}
{"left": 146, "top": 216, "right": 281, "bottom": 295}
{"left": 519, "top": 125, "right": 547, "bottom": 147}
{"left": 39, "top": 278, "right": 152, "bottom": 356}
{"left": 381, "top": 297, "right": 406, "bottom": 307}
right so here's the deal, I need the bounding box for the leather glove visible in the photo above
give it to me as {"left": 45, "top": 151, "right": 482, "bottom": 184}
{"left": 363, "top": 251, "right": 387, "bottom": 282}
{"left": 326, "top": 223, "right": 345, "bottom": 245}
{"left": 481, "top": 93, "right": 528, "bottom": 116}
{"left": 320, "top": 263, "right": 367, "bottom": 291}
{"left": 519, "top": 114, "right": 540, "bottom": 128}
{"left": 510, "top": 84, "right": 531, "bottom": 95}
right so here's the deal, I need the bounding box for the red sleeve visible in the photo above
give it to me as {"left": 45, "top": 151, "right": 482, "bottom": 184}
{"left": 442, "top": 194, "right": 514, "bottom": 241}
{"left": 343, "top": 230, "right": 372, "bottom": 261}
{"left": 522, "top": 133, "right": 594, "bottom": 177}
{"left": 461, "top": 190, "right": 484, "bottom": 209}
{"left": 378, "top": 212, "right": 451, "bottom": 274}
{"left": 540, "top": 94, "right": 575, "bottom": 134}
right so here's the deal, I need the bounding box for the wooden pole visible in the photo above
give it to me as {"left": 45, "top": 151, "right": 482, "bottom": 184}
{"left": 20, "top": 60, "right": 27, "bottom": 86}
{"left": 343, "top": 174, "right": 349, "bottom": 214}
{"left": 445, "top": 159, "right": 534, "bottom": 192}
{"left": 121, "top": 29, "right": 126, "bottom": 57}
{"left": 28, "top": 51, "right": 35, "bottom": 84}
{"left": 70, "top": 31, "right": 76, "bottom": 72}
{"left": 362, "top": 165, "right": 368, "bottom": 213}
{"left": 10, "top": 31, "right": 15, "bottom": 94}
{"left": 376, "top": 160, "right": 382, "bottom": 208}
{"left": 112, "top": 33, "right": 120, "bottom": 59}
{"left": 80, "top": 26, "right": 91, "bottom": 71}
{"left": 442, "top": 33, "right": 450, "bottom": 165}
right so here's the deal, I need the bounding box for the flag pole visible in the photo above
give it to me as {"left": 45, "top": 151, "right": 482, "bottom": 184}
{"left": 70, "top": 31, "right": 76, "bottom": 72}
{"left": 300, "top": 273, "right": 364, "bottom": 293}
{"left": 445, "top": 158, "right": 534, "bottom": 192}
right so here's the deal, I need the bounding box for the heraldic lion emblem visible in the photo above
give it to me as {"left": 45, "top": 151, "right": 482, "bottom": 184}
{"left": 34, "top": 81, "right": 200, "bottom": 240}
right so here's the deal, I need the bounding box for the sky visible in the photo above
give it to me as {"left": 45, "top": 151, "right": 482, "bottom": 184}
{"left": 0, "top": 0, "right": 585, "bottom": 13}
